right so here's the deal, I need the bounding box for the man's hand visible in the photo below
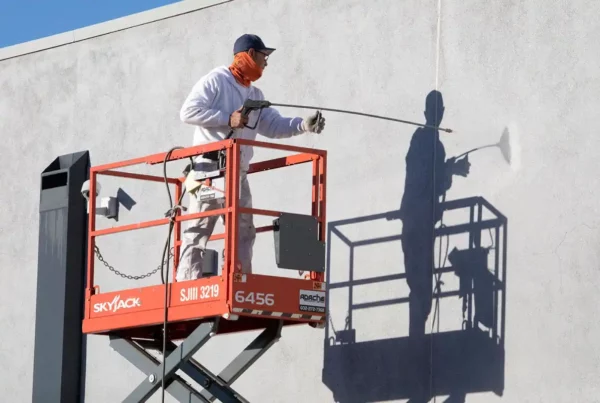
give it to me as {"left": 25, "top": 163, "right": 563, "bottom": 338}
{"left": 385, "top": 210, "right": 402, "bottom": 221}
{"left": 302, "top": 111, "right": 326, "bottom": 133}
{"left": 229, "top": 107, "right": 248, "bottom": 129}
{"left": 452, "top": 156, "right": 471, "bottom": 177}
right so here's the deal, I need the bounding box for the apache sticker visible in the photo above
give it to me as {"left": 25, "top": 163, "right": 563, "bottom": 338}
{"left": 299, "top": 289, "right": 325, "bottom": 313}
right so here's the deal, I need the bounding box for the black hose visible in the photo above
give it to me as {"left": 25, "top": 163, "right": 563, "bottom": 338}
{"left": 159, "top": 147, "right": 193, "bottom": 403}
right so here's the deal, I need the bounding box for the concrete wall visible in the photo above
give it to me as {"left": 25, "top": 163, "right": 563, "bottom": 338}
{"left": 1, "top": 0, "right": 599, "bottom": 401}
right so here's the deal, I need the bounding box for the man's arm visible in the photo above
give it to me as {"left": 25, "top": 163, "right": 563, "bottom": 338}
{"left": 252, "top": 88, "right": 326, "bottom": 138}
{"left": 180, "top": 75, "right": 230, "bottom": 127}
{"left": 256, "top": 106, "right": 305, "bottom": 139}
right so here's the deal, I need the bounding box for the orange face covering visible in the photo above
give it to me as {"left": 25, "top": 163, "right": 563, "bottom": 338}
{"left": 229, "top": 52, "right": 263, "bottom": 87}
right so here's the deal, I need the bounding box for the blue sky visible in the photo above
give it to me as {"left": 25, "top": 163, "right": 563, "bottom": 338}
{"left": 0, "top": 0, "right": 181, "bottom": 48}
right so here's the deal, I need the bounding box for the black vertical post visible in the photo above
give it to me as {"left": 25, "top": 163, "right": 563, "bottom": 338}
{"left": 32, "top": 151, "right": 90, "bottom": 403}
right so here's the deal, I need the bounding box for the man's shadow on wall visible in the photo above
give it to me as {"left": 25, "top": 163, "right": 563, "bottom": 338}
{"left": 322, "top": 91, "right": 507, "bottom": 403}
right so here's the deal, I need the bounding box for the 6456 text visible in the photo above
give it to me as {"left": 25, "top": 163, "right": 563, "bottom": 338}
{"left": 234, "top": 291, "right": 274, "bottom": 306}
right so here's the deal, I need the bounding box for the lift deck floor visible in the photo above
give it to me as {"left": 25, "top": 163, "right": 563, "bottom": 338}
{"left": 83, "top": 273, "right": 326, "bottom": 338}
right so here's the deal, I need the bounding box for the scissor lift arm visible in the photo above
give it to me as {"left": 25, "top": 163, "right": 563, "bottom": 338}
{"left": 82, "top": 139, "right": 327, "bottom": 402}
{"left": 110, "top": 318, "right": 282, "bottom": 402}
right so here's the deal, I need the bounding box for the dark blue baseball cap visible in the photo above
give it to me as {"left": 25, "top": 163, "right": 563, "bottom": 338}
{"left": 233, "top": 34, "right": 276, "bottom": 55}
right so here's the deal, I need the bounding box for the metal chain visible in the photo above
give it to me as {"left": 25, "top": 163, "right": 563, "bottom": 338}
{"left": 328, "top": 314, "right": 338, "bottom": 338}
{"left": 94, "top": 244, "right": 174, "bottom": 280}
{"left": 328, "top": 313, "right": 350, "bottom": 343}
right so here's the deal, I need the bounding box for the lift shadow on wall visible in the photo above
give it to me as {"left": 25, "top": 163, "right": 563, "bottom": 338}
{"left": 322, "top": 91, "right": 508, "bottom": 403}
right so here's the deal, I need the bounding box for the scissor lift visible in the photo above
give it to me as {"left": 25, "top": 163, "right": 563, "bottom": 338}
{"left": 82, "top": 139, "right": 327, "bottom": 402}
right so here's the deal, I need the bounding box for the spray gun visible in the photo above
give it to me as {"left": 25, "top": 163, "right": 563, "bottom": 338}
{"left": 194, "top": 99, "right": 274, "bottom": 170}
{"left": 225, "top": 99, "right": 273, "bottom": 139}
{"left": 204, "top": 99, "right": 272, "bottom": 163}
{"left": 209, "top": 99, "right": 275, "bottom": 169}
{"left": 185, "top": 99, "right": 275, "bottom": 198}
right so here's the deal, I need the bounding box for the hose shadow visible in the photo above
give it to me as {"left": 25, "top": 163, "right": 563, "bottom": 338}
{"left": 321, "top": 90, "right": 508, "bottom": 402}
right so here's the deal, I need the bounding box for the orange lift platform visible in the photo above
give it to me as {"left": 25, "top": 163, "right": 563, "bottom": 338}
{"left": 82, "top": 138, "right": 327, "bottom": 402}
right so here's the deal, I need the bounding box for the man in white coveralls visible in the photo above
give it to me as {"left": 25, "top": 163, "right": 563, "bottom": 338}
{"left": 176, "top": 34, "right": 326, "bottom": 282}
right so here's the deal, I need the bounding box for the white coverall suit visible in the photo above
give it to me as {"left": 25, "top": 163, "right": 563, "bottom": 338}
{"left": 176, "top": 66, "right": 308, "bottom": 282}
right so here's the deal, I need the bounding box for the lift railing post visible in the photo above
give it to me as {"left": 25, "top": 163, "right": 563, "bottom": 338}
{"left": 312, "top": 156, "right": 319, "bottom": 217}
{"left": 320, "top": 154, "right": 327, "bottom": 282}
{"left": 224, "top": 143, "right": 233, "bottom": 305}
{"left": 230, "top": 142, "right": 241, "bottom": 282}
{"left": 312, "top": 153, "right": 327, "bottom": 282}
{"left": 33, "top": 151, "right": 90, "bottom": 403}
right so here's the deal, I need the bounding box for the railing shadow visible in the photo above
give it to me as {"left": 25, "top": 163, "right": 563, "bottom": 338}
{"left": 321, "top": 197, "right": 507, "bottom": 403}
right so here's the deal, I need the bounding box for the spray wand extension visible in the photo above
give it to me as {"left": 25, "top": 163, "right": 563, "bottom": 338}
{"left": 260, "top": 100, "right": 453, "bottom": 133}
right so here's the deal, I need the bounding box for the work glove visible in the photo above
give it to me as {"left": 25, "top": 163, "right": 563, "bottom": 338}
{"left": 302, "top": 111, "right": 325, "bottom": 134}
{"left": 452, "top": 155, "right": 471, "bottom": 177}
